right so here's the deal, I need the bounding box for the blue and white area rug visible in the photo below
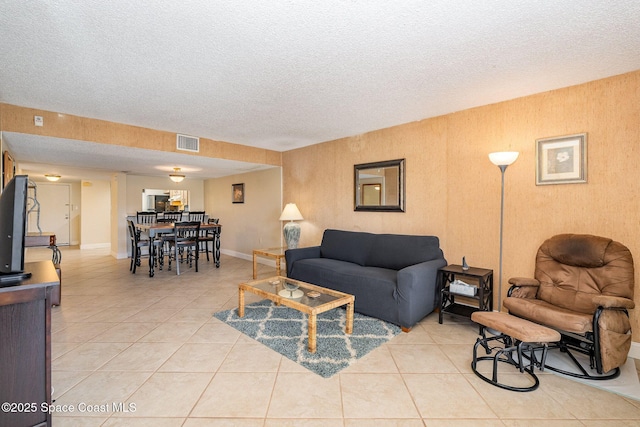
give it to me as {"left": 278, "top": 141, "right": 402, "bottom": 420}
{"left": 214, "top": 300, "right": 401, "bottom": 378}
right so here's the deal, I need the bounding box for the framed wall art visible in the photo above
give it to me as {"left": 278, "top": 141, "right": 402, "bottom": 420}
{"left": 536, "top": 133, "right": 587, "bottom": 185}
{"left": 354, "top": 158, "right": 405, "bottom": 212}
{"left": 232, "top": 183, "right": 244, "bottom": 203}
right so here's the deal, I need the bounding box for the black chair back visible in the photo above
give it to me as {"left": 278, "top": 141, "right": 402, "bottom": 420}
{"left": 168, "top": 221, "right": 201, "bottom": 275}
{"left": 188, "top": 211, "right": 206, "bottom": 223}
{"left": 162, "top": 211, "right": 183, "bottom": 222}
{"left": 136, "top": 211, "right": 157, "bottom": 224}
{"left": 173, "top": 221, "right": 201, "bottom": 243}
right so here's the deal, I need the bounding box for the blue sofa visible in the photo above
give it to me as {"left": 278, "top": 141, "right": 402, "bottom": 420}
{"left": 285, "top": 229, "right": 447, "bottom": 331}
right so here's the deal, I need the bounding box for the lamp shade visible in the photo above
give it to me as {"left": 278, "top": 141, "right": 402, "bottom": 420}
{"left": 169, "top": 167, "right": 185, "bottom": 183}
{"left": 488, "top": 151, "right": 519, "bottom": 166}
{"left": 279, "top": 203, "right": 303, "bottom": 221}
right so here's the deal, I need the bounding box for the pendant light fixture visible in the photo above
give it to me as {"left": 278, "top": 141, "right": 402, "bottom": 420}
{"left": 169, "top": 167, "right": 185, "bottom": 183}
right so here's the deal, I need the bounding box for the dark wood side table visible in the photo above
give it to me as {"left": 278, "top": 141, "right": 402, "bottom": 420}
{"left": 25, "top": 233, "right": 62, "bottom": 306}
{"left": 438, "top": 264, "right": 493, "bottom": 324}
{"left": 0, "top": 261, "right": 60, "bottom": 427}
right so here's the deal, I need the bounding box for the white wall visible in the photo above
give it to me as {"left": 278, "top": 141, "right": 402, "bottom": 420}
{"left": 80, "top": 179, "right": 111, "bottom": 249}
{"left": 111, "top": 173, "right": 128, "bottom": 258}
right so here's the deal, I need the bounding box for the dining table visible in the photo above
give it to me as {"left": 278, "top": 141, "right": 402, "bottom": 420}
{"left": 136, "top": 222, "right": 222, "bottom": 277}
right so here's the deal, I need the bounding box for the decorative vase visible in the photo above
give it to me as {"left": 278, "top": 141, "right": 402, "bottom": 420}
{"left": 283, "top": 221, "right": 301, "bottom": 249}
{"left": 462, "top": 256, "right": 469, "bottom": 270}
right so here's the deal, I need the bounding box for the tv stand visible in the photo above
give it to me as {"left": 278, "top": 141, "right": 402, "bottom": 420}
{"left": 0, "top": 261, "right": 59, "bottom": 427}
{"left": 0, "top": 271, "right": 32, "bottom": 285}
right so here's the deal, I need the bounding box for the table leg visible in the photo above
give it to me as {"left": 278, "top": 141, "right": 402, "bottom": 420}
{"left": 346, "top": 301, "right": 354, "bottom": 334}
{"left": 238, "top": 287, "right": 245, "bottom": 317}
{"left": 215, "top": 230, "right": 221, "bottom": 268}
{"left": 148, "top": 238, "right": 155, "bottom": 277}
{"left": 275, "top": 256, "right": 281, "bottom": 276}
{"left": 308, "top": 313, "right": 317, "bottom": 353}
{"left": 253, "top": 252, "right": 258, "bottom": 279}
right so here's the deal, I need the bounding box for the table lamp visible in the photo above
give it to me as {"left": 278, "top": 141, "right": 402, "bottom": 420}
{"left": 279, "top": 203, "right": 303, "bottom": 249}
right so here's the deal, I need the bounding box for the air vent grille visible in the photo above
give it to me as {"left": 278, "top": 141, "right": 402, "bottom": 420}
{"left": 177, "top": 134, "right": 199, "bottom": 152}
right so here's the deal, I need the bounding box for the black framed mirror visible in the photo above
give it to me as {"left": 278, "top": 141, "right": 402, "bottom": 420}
{"left": 354, "top": 159, "right": 405, "bottom": 212}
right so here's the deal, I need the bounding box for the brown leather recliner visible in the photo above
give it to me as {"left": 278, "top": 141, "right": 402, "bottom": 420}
{"left": 504, "top": 233, "right": 635, "bottom": 378}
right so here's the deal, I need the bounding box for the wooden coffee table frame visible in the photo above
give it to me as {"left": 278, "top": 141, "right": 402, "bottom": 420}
{"left": 238, "top": 276, "right": 355, "bottom": 353}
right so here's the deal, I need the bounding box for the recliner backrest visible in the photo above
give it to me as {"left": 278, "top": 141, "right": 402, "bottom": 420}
{"left": 534, "top": 234, "right": 634, "bottom": 314}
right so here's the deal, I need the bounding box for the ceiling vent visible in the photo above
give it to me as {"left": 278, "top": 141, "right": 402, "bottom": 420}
{"left": 176, "top": 134, "right": 199, "bottom": 152}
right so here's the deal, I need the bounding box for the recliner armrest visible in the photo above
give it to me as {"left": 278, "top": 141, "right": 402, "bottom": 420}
{"left": 507, "top": 277, "right": 540, "bottom": 298}
{"left": 593, "top": 295, "right": 635, "bottom": 310}
{"left": 508, "top": 277, "right": 540, "bottom": 287}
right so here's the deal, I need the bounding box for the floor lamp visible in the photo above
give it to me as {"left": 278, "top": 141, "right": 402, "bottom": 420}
{"left": 488, "top": 151, "right": 519, "bottom": 312}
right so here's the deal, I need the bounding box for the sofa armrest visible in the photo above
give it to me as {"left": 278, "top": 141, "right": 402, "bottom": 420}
{"left": 396, "top": 257, "right": 447, "bottom": 328}
{"left": 285, "top": 246, "right": 321, "bottom": 277}
{"left": 593, "top": 295, "right": 635, "bottom": 310}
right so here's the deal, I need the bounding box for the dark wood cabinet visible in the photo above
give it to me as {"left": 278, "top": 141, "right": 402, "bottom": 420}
{"left": 0, "top": 261, "right": 60, "bottom": 427}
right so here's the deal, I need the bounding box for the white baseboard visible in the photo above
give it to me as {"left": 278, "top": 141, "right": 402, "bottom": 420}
{"left": 220, "top": 249, "right": 278, "bottom": 268}
{"left": 629, "top": 341, "right": 640, "bottom": 360}
{"left": 110, "top": 250, "right": 129, "bottom": 259}
{"left": 220, "top": 249, "right": 250, "bottom": 262}
{"left": 80, "top": 243, "right": 110, "bottom": 250}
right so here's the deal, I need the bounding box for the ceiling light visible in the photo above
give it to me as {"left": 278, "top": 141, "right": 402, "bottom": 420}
{"left": 169, "top": 168, "right": 185, "bottom": 183}
{"left": 45, "top": 174, "right": 61, "bottom": 182}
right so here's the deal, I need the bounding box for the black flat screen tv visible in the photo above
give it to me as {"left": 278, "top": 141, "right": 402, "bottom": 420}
{"left": 0, "top": 174, "right": 30, "bottom": 284}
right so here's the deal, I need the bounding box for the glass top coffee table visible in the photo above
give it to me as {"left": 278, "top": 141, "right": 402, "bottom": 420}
{"left": 238, "top": 276, "right": 355, "bottom": 353}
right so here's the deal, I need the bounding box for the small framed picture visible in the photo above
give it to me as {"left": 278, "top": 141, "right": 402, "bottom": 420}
{"left": 536, "top": 133, "right": 587, "bottom": 185}
{"left": 232, "top": 183, "right": 244, "bottom": 203}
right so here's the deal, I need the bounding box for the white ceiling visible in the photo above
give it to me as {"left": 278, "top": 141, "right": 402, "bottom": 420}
{"left": 1, "top": 1, "right": 640, "bottom": 180}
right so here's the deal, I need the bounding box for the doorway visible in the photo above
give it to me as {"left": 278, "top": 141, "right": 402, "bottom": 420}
{"left": 28, "top": 182, "right": 71, "bottom": 245}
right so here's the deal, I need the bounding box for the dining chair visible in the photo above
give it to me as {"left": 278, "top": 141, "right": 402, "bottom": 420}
{"left": 188, "top": 211, "right": 206, "bottom": 222}
{"left": 162, "top": 211, "right": 183, "bottom": 222}
{"left": 136, "top": 211, "right": 157, "bottom": 224}
{"left": 136, "top": 211, "right": 157, "bottom": 240}
{"left": 127, "top": 219, "right": 162, "bottom": 274}
{"left": 196, "top": 217, "right": 218, "bottom": 261}
{"left": 166, "top": 221, "right": 201, "bottom": 275}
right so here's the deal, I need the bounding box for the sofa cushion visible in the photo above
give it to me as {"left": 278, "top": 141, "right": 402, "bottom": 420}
{"left": 289, "top": 258, "right": 401, "bottom": 324}
{"left": 320, "top": 229, "right": 375, "bottom": 266}
{"left": 367, "top": 234, "right": 442, "bottom": 270}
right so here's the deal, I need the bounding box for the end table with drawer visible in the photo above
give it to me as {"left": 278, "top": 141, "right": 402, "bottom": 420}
{"left": 437, "top": 264, "right": 493, "bottom": 324}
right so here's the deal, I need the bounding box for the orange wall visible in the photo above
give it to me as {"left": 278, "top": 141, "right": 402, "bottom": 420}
{"left": 282, "top": 70, "right": 640, "bottom": 341}
{"left": 0, "top": 103, "right": 281, "bottom": 167}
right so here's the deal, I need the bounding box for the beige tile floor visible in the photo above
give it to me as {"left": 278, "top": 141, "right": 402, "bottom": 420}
{"left": 24, "top": 246, "right": 640, "bottom": 426}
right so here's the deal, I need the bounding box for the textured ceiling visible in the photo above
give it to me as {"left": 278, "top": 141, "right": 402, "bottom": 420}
{"left": 1, "top": 1, "right": 640, "bottom": 180}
